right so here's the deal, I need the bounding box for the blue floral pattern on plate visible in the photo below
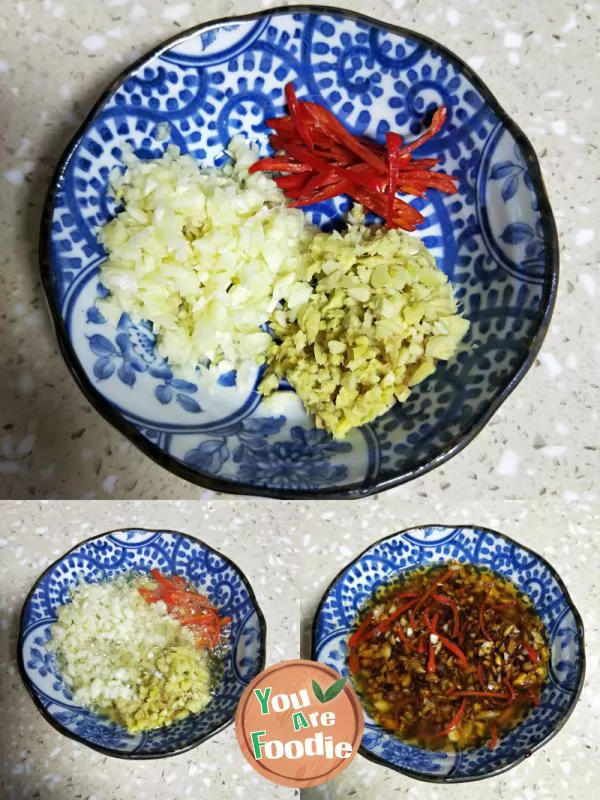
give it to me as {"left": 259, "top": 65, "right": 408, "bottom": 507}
{"left": 312, "top": 525, "right": 584, "bottom": 782}
{"left": 42, "top": 9, "right": 558, "bottom": 498}
{"left": 18, "top": 528, "right": 266, "bottom": 758}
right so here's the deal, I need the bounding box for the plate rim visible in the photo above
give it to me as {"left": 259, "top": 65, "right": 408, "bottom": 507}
{"left": 39, "top": 4, "right": 560, "bottom": 500}
{"left": 17, "top": 526, "right": 268, "bottom": 760}
{"left": 310, "top": 522, "right": 586, "bottom": 783}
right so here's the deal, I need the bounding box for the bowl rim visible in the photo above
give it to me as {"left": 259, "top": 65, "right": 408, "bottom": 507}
{"left": 310, "top": 523, "right": 586, "bottom": 783}
{"left": 39, "top": 4, "right": 559, "bottom": 501}
{"left": 17, "top": 526, "right": 268, "bottom": 760}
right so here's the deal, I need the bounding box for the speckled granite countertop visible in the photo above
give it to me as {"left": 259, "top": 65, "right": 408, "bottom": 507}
{"left": 0, "top": 500, "right": 299, "bottom": 800}
{"left": 1, "top": 0, "right": 599, "bottom": 499}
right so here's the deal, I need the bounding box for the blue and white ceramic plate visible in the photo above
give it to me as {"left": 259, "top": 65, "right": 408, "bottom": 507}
{"left": 41, "top": 6, "right": 558, "bottom": 499}
{"left": 312, "top": 525, "right": 584, "bottom": 782}
{"left": 18, "top": 528, "right": 266, "bottom": 759}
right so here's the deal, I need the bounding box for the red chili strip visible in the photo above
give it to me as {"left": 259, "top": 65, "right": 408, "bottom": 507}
{"left": 477, "top": 662, "right": 486, "bottom": 690}
{"left": 290, "top": 177, "right": 355, "bottom": 207}
{"left": 348, "top": 186, "right": 424, "bottom": 229}
{"left": 386, "top": 131, "right": 403, "bottom": 227}
{"left": 521, "top": 642, "right": 539, "bottom": 663}
{"left": 400, "top": 105, "right": 448, "bottom": 155}
{"left": 348, "top": 652, "right": 359, "bottom": 675}
{"left": 348, "top": 613, "right": 373, "bottom": 649}
{"left": 138, "top": 587, "right": 161, "bottom": 603}
{"left": 413, "top": 568, "right": 454, "bottom": 613}
{"left": 249, "top": 157, "right": 309, "bottom": 174}
{"left": 274, "top": 174, "right": 309, "bottom": 191}
{"left": 422, "top": 609, "right": 469, "bottom": 669}
{"left": 284, "top": 82, "right": 314, "bottom": 151}
{"left": 438, "top": 633, "right": 469, "bottom": 669}
{"left": 432, "top": 593, "right": 461, "bottom": 638}
{"left": 436, "top": 698, "right": 467, "bottom": 737}
{"left": 395, "top": 622, "right": 415, "bottom": 651}
{"left": 489, "top": 724, "right": 499, "bottom": 750}
{"left": 503, "top": 678, "right": 517, "bottom": 702}
{"left": 150, "top": 568, "right": 176, "bottom": 592}
{"left": 371, "top": 597, "right": 420, "bottom": 637}
{"left": 301, "top": 99, "right": 388, "bottom": 174}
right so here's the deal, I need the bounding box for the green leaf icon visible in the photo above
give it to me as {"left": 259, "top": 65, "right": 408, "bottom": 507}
{"left": 312, "top": 679, "right": 325, "bottom": 703}
{"left": 323, "top": 677, "right": 346, "bottom": 703}
{"left": 312, "top": 677, "right": 346, "bottom": 704}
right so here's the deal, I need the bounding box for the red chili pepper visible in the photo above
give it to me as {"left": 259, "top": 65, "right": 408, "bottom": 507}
{"left": 438, "top": 633, "right": 469, "bottom": 669}
{"left": 290, "top": 177, "right": 355, "bottom": 207}
{"left": 249, "top": 157, "right": 310, "bottom": 174}
{"left": 416, "top": 635, "right": 426, "bottom": 655}
{"left": 371, "top": 597, "right": 420, "bottom": 637}
{"left": 150, "top": 568, "right": 177, "bottom": 592}
{"left": 266, "top": 115, "right": 295, "bottom": 134}
{"left": 277, "top": 141, "right": 336, "bottom": 173}
{"left": 350, "top": 185, "right": 424, "bottom": 230}
{"left": 302, "top": 100, "right": 388, "bottom": 174}
{"left": 285, "top": 82, "right": 314, "bottom": 151}
{"left": 477, "top": 662, "right": 486, "bottom": 690}
{"left": 348, "top": 614, "right": 373, "bottom": 649}
{"left": 395, "top": 622, "right": 415, "bottom": 651}
{"left": 273, "top": 174, "right": 309, "bottom": 191}
{"left": 413, "top": 568, "right": 455, "bottom": 613}
{"left": 300, "top": 168, "right": 344, "bottom": 195}
{"left": 348, "top": 652, "right": 360, "bottom": 675}
{"left": 436, "top": 698, "right": 467, "bottom": 737}
{"left": 399, "top": 157, "right": 439, "bottom": 170}
{"left": 427, "top": 640, "right": 437, "bottom": 673}
{"left": 521, "top": 642, "right": 539, "bottom": 663}
{"left": 397, "top": 172, "right": 458, "bottom": 195}
{"left": 503, "top": 678, "right": 517, "bottom": 702}
{"left": 386, "top": 131, "right": 403, "bottom": 227}
{"left": 432, "top": 593, "right": 461, "bottom": 638}
{"left": 256, "top": 94, "right": 455, "bottom": 230}
{"left": 141, "top": 571, "right": 227, "bottom": 650}
{"left": 164, "top": 590, "right": 215, "bottom": 608}
{"left": 177, "top": 611, "right": 218, "bottom": 626}
{"left": 489, "top": 723, "right": 499, "bottom": 750}
{"left": 422, "top": 608, "right": 469, "bottom": 669}
{"left": 400, "top": 105, "right": 448, "bottom": 155}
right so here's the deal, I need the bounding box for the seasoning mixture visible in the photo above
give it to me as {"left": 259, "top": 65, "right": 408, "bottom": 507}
{"left": 348, "top": 562, "right": 549, "bottom": 751}
{"left": 98, "top": 83, "right": 468, "bottom": 439}
{"left": 50, "top": 570, "right": 230, "bottom": 733}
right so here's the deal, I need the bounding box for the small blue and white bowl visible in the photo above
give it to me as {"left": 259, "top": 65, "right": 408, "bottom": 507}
{"left": 41, "top": 7, "right": 558, "bottom": 499}
{"left": 18, "top": 528, "right": 266, "bottom": 759}
{"left": 312, "top": 525, "right": 585, "bottom": 782}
